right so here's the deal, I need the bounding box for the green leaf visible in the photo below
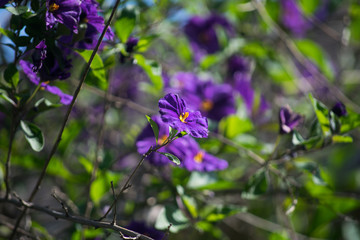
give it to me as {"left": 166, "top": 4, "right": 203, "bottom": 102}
{"left": 134, "top": 54, "right": 163, "bottom": 92}
{"left": 295, "top": 39, "right": 334, "bottom": 80}
{"left": 6, "top": 6, "right": 30, "bottom": 15}
{"left": 20, "top": 120, "right": 44, "bottom": 152}
{"left": 332, "top": 135, "right": 353, "bottom": 143}
{"left": 0, "top": 89, "right": 16, "bottom": 106}
{"left": 187, "top": 172, "right": 217, "bottom": 189}
{"left": 145, "top": 115, "right": 159, "bottom": 143}
{"left": 155, "top": 205, "right": 189, "bottom": 233}
{"left": 295, "top": 160, "right": 326, "bottom": 185}
{"left": 115, "top": 6, "right": 137, "bottom": 43}
{"left": 157, "top": 152, "right": 181, "bottom": 165}
{"left": 309, "top": 94, "right": 331, "bottom": 137}
{"left": 242, "top": 168, "right": 268, "bottom": 199}
{"left": 202, "top": 205, "right": 246, "bottom": 222}
{"left": 340, "top": 110, "right": 360, "bottom": 133}
{"left": 168, "top": 126, "right": 178, "bottom": 140}
{"left": 298, "top": 0, "right": 320, "bottom": 15}
{"left": 136, "top": 35, "right": 157, "bottom": 52}
{"left": 219, "top": 115, "right": 253, "bottom": 139}
{"left": 77, "top": 50, "right": 107, "bottom": 90}
{"left": 4, "top": 63, "right": 19, "bottom": 87}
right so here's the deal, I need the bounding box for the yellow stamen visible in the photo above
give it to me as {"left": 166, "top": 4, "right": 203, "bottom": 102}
{"left": 40, "top": 81, "right": 50, "bottom": 90}
{"left": 158, "top": 135, "right": 168, "bottom": 145}
{"left": 49, "top": 3, "right": 60, "bottom": 12}
{"left": 201, "top": 100, "right": 213, "bottom": 111}
{"left": 194, "top": 151, "right": 204, "bottom": 163}
{"left": 179, "top": 112, "right": 189, "bottom": 123}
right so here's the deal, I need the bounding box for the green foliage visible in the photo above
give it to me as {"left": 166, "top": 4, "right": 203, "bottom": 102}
{"left": 146, "top": 115, "right": 159, "bottom": 143}
{"left": 20, "top": 120, "right": 44, "bottom": 152}
{"left": 115, "top": 6, "right": 138, "bottom": 43}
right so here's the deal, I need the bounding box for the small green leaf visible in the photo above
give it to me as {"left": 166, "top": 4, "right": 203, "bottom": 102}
{"left": 309, "top": 93, "right": 331, "bottom": 137}
{"left": 77, "top": 50, "right": 107, "bottom": 90}
{"left": 219, "top": 115, "right": 253, "bottom": 139}
{"left": 332, "top": 135, "right": 353, "bottom": 143}
{"left": 6, "top": 6, "right": 30, "bottom": 15}
{"left": 0, "top": 89, "right": 16, "bottom": 106}
{"left": 20, "top": 120, "right": 44, "bottom": 152}
{"left": 295, "top": 160, "right": 326, "bottom": 185}
{"left": 157, "top": 152, "right": 181, "bottom": 165}
{"left": 115, "top": 6, "right": 137, "bottom": 43}
{"left": 168, "top": 126, "right": 178, "bottom": 140}
{"left": 134, "top": 54, "right": 163, "bottom": 92}
{"left": 145, "top": 115, "right": 159, "bottom": 143}
{"left": 242, "top": 168, "right": 268, "bottom": 199}
{"left": 155, "top": 205, "right": 189, "bottom": 233}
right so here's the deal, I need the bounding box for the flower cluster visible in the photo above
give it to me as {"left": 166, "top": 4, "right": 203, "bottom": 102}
{"left": 137, "top": 94, "right": 228, "bottom": 172}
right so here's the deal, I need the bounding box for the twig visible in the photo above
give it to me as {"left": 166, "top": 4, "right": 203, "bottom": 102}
{"left": 4, "top": 110, "right": 18, "bottom": 199}
{"left": 0, "top": 197, "right": 154, "bottom": 240}
{"left": 160, "top": 224, "right": 171, "bottom": 240}
{"left": 110, "top": 181, "right": 117, "bottom": 225}
{"left": 51, "top": 192, "right": 70, "bottom": 217}
{"left": 9, "top": 0, "right": 124, "bottom": 238}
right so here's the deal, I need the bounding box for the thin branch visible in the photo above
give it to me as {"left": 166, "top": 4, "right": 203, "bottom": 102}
{"left": 110, "top": 181, "right": 117, "bottom": 225}
{"left": 9, "top": 0, "right": 124, "bottom": 238}
{"left": 4, "top": 110, "right": 18, "bottom": 199}
{"left": 0, "top": 197, "right": 154, "bottom": 240}
{"left": 51, "top": 192, "right": 70, "bottom": 217}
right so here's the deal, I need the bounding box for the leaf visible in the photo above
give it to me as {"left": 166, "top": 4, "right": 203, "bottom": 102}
{"left": 332, "top": 135, "right": 353, "bottom": 143}
{"left": 134, "top": 54, "right": 163, "bottom": 92}
{"left": 295, "top": 160, "right": 326, "bottom": 185}
{"left": 0, "top": 89, "right": 16, "bottom": 106}
{"left": 115, "top": 6, "right": 137, "bottom": 43}
{"left": 218, "top": 115, "right": 253, "bottom": 139}
{"left": 309, "top": 93, "right": 331, "bottom": 137}
{"left": 6, "top": 6, "right": 30, "bottom": 15}
{"left": 242, "top": 168, "right": 268, "bottom": 199}
{"left": 76, "top": 50, "right": 107, "bottom": 90}
{"left": 155, "top": 205, "right": 189, "bottom": 233}
{"left": 20, "top": 120, "right": 44, "bottom": 152}
{"left": 4, "top": 63, "right": 19, "bottom": 87}
{"left": 340, "top": 110, "right": 360, "bottom": 133}
{"left": 202, "top": 205, "right": 246, "bottom": 222}
{"left": 145, "top": 115, "right": 159, "bottom": 143}
{"left": 157, "top": 152, "right": 181, "bottom": 165}
{"left": 295, "top": 39, "right": 334, "bottom": 79}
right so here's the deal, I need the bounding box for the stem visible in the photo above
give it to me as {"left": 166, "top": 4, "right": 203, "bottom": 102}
{"left": 9, "top": 0, "right": 123, "bottom": 238}
{"left": 25, "top": 81, "right": 42, "bottom": 106}
{"left": 4, "top": 111, "right": 18, "bottom": 199}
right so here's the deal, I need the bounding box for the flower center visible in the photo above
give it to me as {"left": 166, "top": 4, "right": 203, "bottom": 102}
{"left": 158, "top": 135, "right": 168, "bottom": 145}
{"left": 194, "top": 151, "right": 204, "bottom": 163}
{"left": 179, "top": 112, "right": 189, "bottom": 123}
{"left": 201, "top": 100, "right": 213, "bottom": 111}
{"left": 40, "top": 81, "right": 50, "bottom": 90}
{"left": 49, "top": 3, "right": 60, "bottom": 12}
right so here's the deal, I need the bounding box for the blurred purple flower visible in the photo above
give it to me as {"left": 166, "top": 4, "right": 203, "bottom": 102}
{"left": 127, "top": 221, "right": 165, "bottom": 240}
{"left": 159, "top": 93, "right": 208, "bottom": 138}
{"left": 31, "top": 40, "right": 47, "bottom": 73}
{"left": 331, "top": 101, "right": 347, "bottom": 117}
{"left": 19, "top": 60, "right": 73, "bottom": 105}
{"left": 280, "top": 0, "right": 311, "bottom": 37}
{"left": 181, "top": 137, "right": 228, "bottom": 172}
{"left": 38, "top": 49, "right": 72, "bottom": 81}
{"left": 227, "top": 55, "right": 250, "bottom": 78}
{"left": 279, "top": 106, "right": 302, "bottom": 134}
{"left": 184, "top": 14, "right": 232, "bottom": 61}
{"left": 234, "top": 73, "right": 254, "bottom": 114}
{"left": 120, "top": 37, "right": 139, "bottom": 63}
{"left": 136, "top": 115, "right": 187, "bottom": 166}
{"left": 46, "top": 0, "right": 81, "bottom": 33}
{"left": 169, "top": 72, "right": 235, "bottom": 121}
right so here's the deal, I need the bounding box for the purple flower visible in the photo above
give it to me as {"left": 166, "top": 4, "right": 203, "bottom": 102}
{"left": 280, "top": 0, "right": 311, "bottom": 37}
{"left": 46, "top": 0, "right": 81, "bottom": 33}
{"left": 136, "top": 115, "right": 187, "bottom": 166}
{"left": 184, "top": 14, "right": 232, "bottom": 61}
{"left": 127, "top": 221, "right": 165, "bottom": 240}
{"left": 19, "top": 60, "right": 73, "bottom": 105}
{"left": 31, "top": 40, "right": 47, "bottom": 73}
{"left": 77, "top": 0, "right": 114, "bottom": 49}
{"left": 234, "top": 73, "right": 254, "bottom": 114}
{"left": 331, "top": 101, "right": 347, "bottom": 117}
{"left": 279, "top": 106, "right": 302, "bottom": 134}
{"left": 120, "top": 37, "right": 139, "bottom": 63}
{"left": 181, "top": 137, "right": 228, "bottom": 172}
{"left": 227, "top": 55, "right": 250, "bottom": 78}
{"left": 159, "top": 93, "right": 208, "bottom": 138}
{"left": 39, "top": 48, "right": 72, "bottom": 81}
